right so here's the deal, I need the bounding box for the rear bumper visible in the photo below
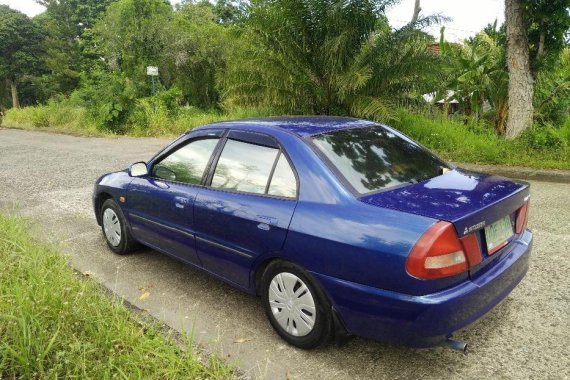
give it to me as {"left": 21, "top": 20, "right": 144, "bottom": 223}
{"left": 311, "top": 229, "right": 533, "bottom": 347}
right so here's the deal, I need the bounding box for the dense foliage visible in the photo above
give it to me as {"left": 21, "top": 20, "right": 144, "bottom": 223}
{"left": 0, "top": 0, "right": 568, "bottom": 157}
{"left": 0, "top": 5, "right": 44, "bottom": 108}
{"left": 220, "top": 0, "right": 444, "bottom": 120}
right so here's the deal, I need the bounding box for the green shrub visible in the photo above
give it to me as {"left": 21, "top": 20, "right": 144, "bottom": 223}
{"left": 390, "top": 109, "right": 569, "bottom": 169}
{"left": 559, "top": 118, "right": 570, "bottom": 145}
{"left": 72, "top": 71, "right": 137, "bottom": 133}
{"left": 521, "top": 125, "right": 568, "bottom": 152}
{"left": 3, "top": 100, "right": 99, "bottom": 135}
{"left": 126, "top": 88, "right": 185, "bottom": 135}
{"left": 126, "top": 103, "right": 275, "bottom": 137}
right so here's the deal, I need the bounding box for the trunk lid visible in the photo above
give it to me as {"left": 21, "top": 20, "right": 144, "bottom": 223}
{"left": 359, "top": 169, "right": 530, "bottom": 268}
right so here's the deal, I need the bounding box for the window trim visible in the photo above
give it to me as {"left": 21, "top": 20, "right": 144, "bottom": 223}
{"left": 264, "top": 151, "right": 281, "bottom": 194}
{"left": 205, "top": 130, "right": 299, "bottom": 200}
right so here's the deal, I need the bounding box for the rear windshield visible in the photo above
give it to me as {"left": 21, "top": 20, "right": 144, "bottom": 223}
{"left": 312, "top": 125, "right": 448, "bottom": 194}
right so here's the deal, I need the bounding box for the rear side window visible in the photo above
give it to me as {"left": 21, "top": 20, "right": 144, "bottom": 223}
{"left": 153, "top": 138, "right": 219, "bottom": 184}
{"left": 211, "top": 138, "right": 298, "bottom": 198}
{"left": 212, "top": 139, "right": 279, "bottom": 194}
{"left": 312, "top": 126, "right": 448, "bottom": 194}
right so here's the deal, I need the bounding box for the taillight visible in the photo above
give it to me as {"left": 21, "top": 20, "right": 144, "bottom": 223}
{"left": 515, "top": 202, "right": 529, "bottom": 234}
{"left": 406, "top": 221, "right": 481, "bottom": 279}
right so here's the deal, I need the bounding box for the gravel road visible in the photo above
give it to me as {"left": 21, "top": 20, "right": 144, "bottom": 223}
{"left": 0, "top": 128, "right": 568, "bottom": 380}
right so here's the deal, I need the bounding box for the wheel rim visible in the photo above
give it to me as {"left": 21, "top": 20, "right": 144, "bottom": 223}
{"left": 268, "top": 272, "right": 316, "bottom": 337}
{"left": 103, "top": 208, "right": 121, "bottom": 247}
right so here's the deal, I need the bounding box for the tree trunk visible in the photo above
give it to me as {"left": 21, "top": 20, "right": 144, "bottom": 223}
{"left": 7, "top": 79, "right": 20, "bottom": 109}
{"left": 505, "top": 0, "right": 534, "bottom": 139}
{"left": 495, "top": 102, "right": 508, "bottom": 135}
{"left": 411, "top": 0, "right": 421, "bottom": 24}
{"left": 536, "top": 30, "right": 545, "bottom": 59}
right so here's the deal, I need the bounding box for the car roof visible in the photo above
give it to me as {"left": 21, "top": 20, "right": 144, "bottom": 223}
{"left": 191, "top": 116, "right": 378, "bottom": 137}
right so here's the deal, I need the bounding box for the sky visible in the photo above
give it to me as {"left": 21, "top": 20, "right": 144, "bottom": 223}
{"left": 0, "top": 0, "right": 505, "bottom": 42}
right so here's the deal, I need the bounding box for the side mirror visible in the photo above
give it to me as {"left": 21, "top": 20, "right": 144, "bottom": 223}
{"left": 128, "top": 162, "right": 148, "bottom": 177}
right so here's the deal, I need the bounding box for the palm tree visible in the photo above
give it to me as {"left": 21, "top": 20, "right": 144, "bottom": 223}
{"left": 440, "top": 31, "right": 509, "bottom": 134}
{"left": 219, "top": 0, "right": 443, "bottom": 120}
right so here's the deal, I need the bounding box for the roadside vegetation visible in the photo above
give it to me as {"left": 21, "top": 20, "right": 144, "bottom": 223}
{"left": 4, "top": 102, "right": 569, "bottom": 169}
{"left": 392, "top": 110, "right": 570, "bottom": 169}
{"left": 0, "top": 213, "right": 234, "bottom": 378}
{"left": 0, "top": 0, "right": 569, "bottom": 167}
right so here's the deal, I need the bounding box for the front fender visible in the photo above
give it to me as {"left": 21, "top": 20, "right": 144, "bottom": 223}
{"left": 93, "top": 171, "right": 134, "bottom": 225}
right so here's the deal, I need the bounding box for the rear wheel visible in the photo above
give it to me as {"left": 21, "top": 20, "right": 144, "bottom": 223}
{"left": 100, "top": 198, "right": 137, "bottom": 254}
{"left": 261, "top": 261, "right": 333, "bottom": 349}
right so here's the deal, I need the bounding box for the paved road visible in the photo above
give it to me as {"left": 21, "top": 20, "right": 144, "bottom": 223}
{"left": 1, "top": 128, "right": 568, "bottom": 380}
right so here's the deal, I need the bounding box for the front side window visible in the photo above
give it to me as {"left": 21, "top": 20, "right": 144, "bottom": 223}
{"left": 312, "top": 126, "right": 448, "bottom": 194}
{"left": 153, "top": 138, "right": 219, "bottom": 184}
{"left": 212, "top": 139, "right": 279, "bottom": 194}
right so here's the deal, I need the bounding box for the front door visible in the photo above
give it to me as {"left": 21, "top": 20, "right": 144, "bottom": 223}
{"left": 127, "top": 133, "right": 222, "bottom": 265}
{"left": 193, "top": 130, "right": 299, "bottom": 288}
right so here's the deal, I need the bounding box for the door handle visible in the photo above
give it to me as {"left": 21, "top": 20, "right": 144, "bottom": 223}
{"left": 255, "top": 215, "right": 278, "bottom": 225}
{"left": 174, "top": 196, "right": 190, "bottom": 209}
{"left": 257, "top": 223, "right": 270, "bottom": 231}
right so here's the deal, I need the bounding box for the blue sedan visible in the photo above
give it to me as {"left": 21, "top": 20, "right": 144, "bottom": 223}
{"left": 93, "top": 117, "right": 532, "bottom": 350}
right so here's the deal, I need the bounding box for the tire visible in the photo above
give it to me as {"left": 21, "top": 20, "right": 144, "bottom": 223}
{"left": 100, "top": 198, "right": 137, "bottom": 255}
{"left": 261, "top": 261, "right": 333, "bottom": 349}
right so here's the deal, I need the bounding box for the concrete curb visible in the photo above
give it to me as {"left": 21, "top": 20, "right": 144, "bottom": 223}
{"left": 454, "top": 163, "right": 570, "bottom": 184}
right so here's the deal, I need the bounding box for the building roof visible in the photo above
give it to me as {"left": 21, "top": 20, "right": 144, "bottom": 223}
{"left": 199, "top": 116, "right": 378, "bottom": 137}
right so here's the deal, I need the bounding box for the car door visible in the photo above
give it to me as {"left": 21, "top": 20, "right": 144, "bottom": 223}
{"left": 193, "top": 130, "right": 299, "bottom": 288}
{"left": 126, "top": 130, "right": 224, "bottom": 265}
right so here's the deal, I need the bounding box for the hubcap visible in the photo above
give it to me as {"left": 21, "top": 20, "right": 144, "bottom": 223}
{"left": 103, "top": 208, "right": 121, "bottom": 247}
{"left": 268, "top": 272, "right": 316, "bottom": 337}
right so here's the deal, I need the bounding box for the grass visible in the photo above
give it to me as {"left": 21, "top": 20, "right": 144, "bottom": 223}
{"left": 2, "top": 101, "right": 103, "bottom": 137}
{"left": 0, "top": 213, "right": 234, "bottom": 379}
{"left": 126, "top": 105, "right": 274, "bottom": 137}
{"left": 391, "top": 109, "right": 570, "bottom": 170}
{"left": 1, "top": 101, "right": 273, "bottom": 138}
{"left": 2, "top": 102, "right": 569, "bottom": 169}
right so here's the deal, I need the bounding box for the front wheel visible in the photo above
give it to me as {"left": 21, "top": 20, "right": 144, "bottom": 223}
{"left": 100, "top": 198, "right": 137, "bottom": 254}
{"left": 261, "top": 261, "right": 333, "bottom": 349}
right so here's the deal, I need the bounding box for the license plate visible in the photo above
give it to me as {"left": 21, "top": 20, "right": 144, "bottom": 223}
{"left": 484, "top": 216, "right": 513, "bottom": 254}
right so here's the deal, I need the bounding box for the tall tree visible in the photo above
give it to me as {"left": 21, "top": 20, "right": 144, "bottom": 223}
{"left": 166, "top": 1, "right": 230, "bottom": 107}
{"left": 410, "top": 0, "right": 420, "bottom": 24}
{"left": 35, "top": 0, "right": 115, "bottom": 95}
{"left": 0, "top": 6, "right": 44, "bottom": 108}
{"left": 212, "top": 0, "right": 248, "bottom": 24}
{"left": 94, "top": 0, "right": 173, "bottom": 95}
{"left": 221, "top": 0, "right": 443, "bottom": 118}
{"left": 505, "top": 0, "right": 534, "bottom": 139}
{"left": 523, "top": 0, "right": 570, "bottom": 74}
{"left": 533, "top": 47, "right": 570, "bottom": 125}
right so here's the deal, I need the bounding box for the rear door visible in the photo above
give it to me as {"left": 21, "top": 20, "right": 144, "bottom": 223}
{"left": 126, "top": 130, "right": 223, "bottom": 265}
{"left": 193, "top": 130, "right": 298, "bottom": 288}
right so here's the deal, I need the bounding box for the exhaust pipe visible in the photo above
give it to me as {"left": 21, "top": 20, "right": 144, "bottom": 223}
{"left": 441, "top": 338, "right": 468, "bottom": 354}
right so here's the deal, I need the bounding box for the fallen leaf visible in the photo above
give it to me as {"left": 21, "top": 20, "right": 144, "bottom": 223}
{"left": 285, "top": 369, "right": 293, "bottom": 380}
{"left": 139, "top": 291, "right": 150, "bottom": 301}
{"left": 82, "top": 271, "right": 94, "bottom": 277}
{"left": 233, "top": 337, "right": 252, "bottom": 344}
